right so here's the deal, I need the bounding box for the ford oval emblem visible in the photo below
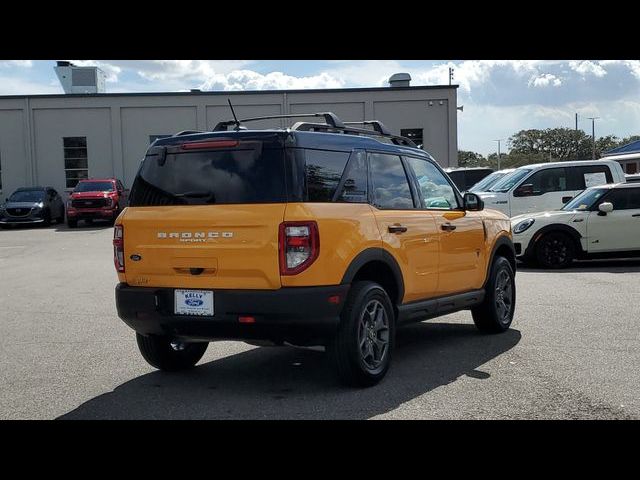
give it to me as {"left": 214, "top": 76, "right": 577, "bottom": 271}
{"left": 130, "top": 254, "right": 142, "bottom": 261}
{"left": 185, "top": 298, "right": 204, "bottom": 307}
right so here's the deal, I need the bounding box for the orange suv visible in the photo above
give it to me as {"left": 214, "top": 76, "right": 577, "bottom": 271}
{"left": 114, "top": 112, "right": 516, "bottom": 386}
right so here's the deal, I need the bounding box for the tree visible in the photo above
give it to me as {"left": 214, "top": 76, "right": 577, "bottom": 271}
{"left": 458, "top": 150, "right": 487, "bottom": 167}
{"left": 509, "top": 128, "right": 592, "bottom": 161}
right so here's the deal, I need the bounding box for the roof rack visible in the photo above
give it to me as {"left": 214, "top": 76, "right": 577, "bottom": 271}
{"left": 173, "top": 130, "right": 204, "bottom": 136}
{"left": 212, "top": 111, "right": 417, "bottom": 148}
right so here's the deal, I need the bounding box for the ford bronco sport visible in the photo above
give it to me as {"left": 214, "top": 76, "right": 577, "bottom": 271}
{"left": 114, "top": 112, "right": 516, "bottom": 387}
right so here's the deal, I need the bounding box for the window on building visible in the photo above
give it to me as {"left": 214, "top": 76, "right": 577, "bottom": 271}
{"left": 63, "top": 137, "right": 89, "bottom": 189}
{"left": 149, "top": 135, "right": 172, "bottom": 144}
{"left": 401, "top": 129, "right": 424, "bottom": 149}
{"left": 369, "top": 153, "right": 415, "bottom": 209}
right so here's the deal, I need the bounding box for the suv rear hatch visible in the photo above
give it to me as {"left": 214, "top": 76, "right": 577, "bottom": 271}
{"left": 120, "top": 133, "right": 287, "bottom": 290}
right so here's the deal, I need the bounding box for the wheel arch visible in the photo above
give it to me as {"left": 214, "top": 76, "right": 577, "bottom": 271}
{"left": 485, "top": 235, "right": 516, "bottom": 287}
{"left": 341, "top": 248, "right": 405, "bottom": 308}
{"left": 530, "top": 224, "right": 585, "bottom": 257}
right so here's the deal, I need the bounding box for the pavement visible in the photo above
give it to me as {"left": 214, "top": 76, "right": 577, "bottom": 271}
{"left": 0, "top": 222, "right": 639, "bottom": 419}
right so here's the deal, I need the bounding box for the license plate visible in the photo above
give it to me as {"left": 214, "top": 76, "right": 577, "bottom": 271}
{"left": 174, "top": 289, "right": 214, "bottom": 316}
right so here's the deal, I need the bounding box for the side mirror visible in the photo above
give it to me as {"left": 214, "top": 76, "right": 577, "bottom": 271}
{"left": 598, "top": 202, "right": 613, "bottom": 215}
{"left": 464, "top": 192, "right": 484, "bottom": 211}
{"left": 514, "top": 183, "right": 534, "bottom": 197}
{"left": 562, "top": 196, "right": 573, "bottom": 204}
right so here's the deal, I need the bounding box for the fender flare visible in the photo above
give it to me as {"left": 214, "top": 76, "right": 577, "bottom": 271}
{"left": 485, "top": 235, "right": 516, "bottom": 286}
{"left": 340, "top": 247, "right": 405, "bottom": 304}
{"left": 528, "top": 224, "right": 585, "bottom": 256}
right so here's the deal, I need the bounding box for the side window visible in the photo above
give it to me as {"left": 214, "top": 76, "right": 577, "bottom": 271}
{"left": 628, "top": 188, "right": 640, "bottom": 209}
{"left": 369, "top": 153, "right": 415, "bottom": 210}
{"left": 603, "top": 189, "right": 630, "bottom": 210}
{"left": 572, "top": 165, "right": 613, "bottom": 190}
{"left": 336, "top": 151, "right": 368, "bottom": 203}
{"left": 524, "top": 167, "right": 568, "bottom": 195}
{"left": 304, "top": 149, "right": 350, "bottom": 202}
{"left": 405, "top": 157, "right": 459, "bottom": 209}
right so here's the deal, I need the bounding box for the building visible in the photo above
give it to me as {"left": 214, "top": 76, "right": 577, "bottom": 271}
{"left": 0, "top": 73, "right": 458, "bottom": 197}
{"left": 601, "top": 140, "right": 640, "bottom": 174}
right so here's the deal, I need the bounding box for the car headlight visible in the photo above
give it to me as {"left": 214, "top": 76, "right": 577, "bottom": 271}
{"left": 513, "top": 218, "right": 535, "bottom": 234}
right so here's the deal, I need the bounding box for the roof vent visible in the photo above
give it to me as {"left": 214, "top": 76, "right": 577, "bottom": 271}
{"left": 54, "top": 61, "right": 106, "bottom": 94}
{"left": 388, "top": 73, "right": 411, "bottom": 88}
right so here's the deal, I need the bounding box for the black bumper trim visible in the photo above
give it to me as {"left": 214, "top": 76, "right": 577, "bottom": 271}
{"left": 115, "top": 283, "right": 349, "bottom": 343}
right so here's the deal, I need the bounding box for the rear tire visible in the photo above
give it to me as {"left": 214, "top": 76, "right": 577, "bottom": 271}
{"left": 67, "top": 218, "right": 78, "bottom": 228}
{"left": 472, "top": 256, "right": 516, "bottom": 333}
{"left": 56, "top": 209, "right": 65, "bottom": 224}
{"left": 136, "top": 333, "right": 208, "bottom": 371}
{"left": 327, "top": 281, "right": 395, "bottom": 387}
{"left": 535, "top": 231, "right": 575, "bottom": 269}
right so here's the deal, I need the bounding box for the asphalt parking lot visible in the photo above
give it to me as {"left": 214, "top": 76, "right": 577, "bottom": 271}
{"left": 1, "top": 223, "right": 639, "bottom": 420}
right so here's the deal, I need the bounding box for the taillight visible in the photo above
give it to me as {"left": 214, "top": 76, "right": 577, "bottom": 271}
{"left": 113, "top": 224, "right": 125, "bottom": 272}
{"left": 278, "top": 221, "right": 319, "bottom": 275}
{"left": 181, "top": 140, "right": 239, "bottom": 150}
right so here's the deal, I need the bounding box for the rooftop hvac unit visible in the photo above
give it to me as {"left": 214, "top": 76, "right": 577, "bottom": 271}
{"left": 54, "top": 61, "right": 106, "bottom": 94}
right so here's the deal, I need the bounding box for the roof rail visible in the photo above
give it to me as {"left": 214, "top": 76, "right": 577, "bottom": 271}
{"left": 173, "top": 130, "right": 204, "bottom": 136}
{"left": 212, "top": 110, "right": 417, "bottom": 148}
{"left": 213, "top": 112, "right": 345, "bottom": 131}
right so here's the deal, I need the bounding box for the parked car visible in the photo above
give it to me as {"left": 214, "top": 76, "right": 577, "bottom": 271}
{"left": 0, "top": 186, "right": 65, "bottom": 228}
{"left": 478, "top": 159, "right": 626, "bottom": 217}
{"left": 469, "top": 168, "right": 516, "bottom": 193}
{"left": 444, "top": 167, "right": 494, "bottom": 191}
{"left": 113, "top": 112, "right": 516, "bottom": 387}
{"left": 625, "top": 173, "right": 640, "bottom": 183}
{"left": 66, "top": 178, "right": 128, "bottom": 228}
{"left": 512, "top": 182, "right": 640, "bottom": 268}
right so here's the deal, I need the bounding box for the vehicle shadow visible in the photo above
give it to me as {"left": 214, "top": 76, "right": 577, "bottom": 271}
{"left": 58, "top": 322, "right": 521, "bottom": 420}
{"left": 518, "top": 258, "right": 640, "bottom": 274}
{"left": 53, "top": 223, "right": 113, "bottom": 232}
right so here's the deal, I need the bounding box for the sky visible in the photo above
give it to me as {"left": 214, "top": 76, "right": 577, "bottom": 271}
{"left": 0, "top": 60, "right": 638, "bottom": 156}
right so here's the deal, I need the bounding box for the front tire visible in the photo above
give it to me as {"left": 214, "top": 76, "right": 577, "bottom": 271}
{"left": 535, "top": 231, "right": 575, "bottom": 269}
{"left": 136, "top": 333, "right": 208, "bottom": 371}
{"left": 472, "top": 256, "right": 516, "bottom": 333}
{"left": 327, "top": 281, "right": 395, "bottom": 387}
{"left": 67, "top": 218, "right": 78, "bottom": 228}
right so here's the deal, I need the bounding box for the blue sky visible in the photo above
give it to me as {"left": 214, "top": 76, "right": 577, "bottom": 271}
{"left": 1, "top": 60, "right": 638, "bottom": 156}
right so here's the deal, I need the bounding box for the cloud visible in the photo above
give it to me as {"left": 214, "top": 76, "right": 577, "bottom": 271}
{"left": 528, "top": 73, "right": 562, "bottom": 88}
{"left": 0, "top": 75, "right": 60, "bottom": 95}
{"left": 199, "top": 70, "right": 344, "bottom": 91}
{"left": 569, "top": 60, "right": 607, "bottom": 77}
{"left": 0, "top": 60, "right": 33, "bottom": 68}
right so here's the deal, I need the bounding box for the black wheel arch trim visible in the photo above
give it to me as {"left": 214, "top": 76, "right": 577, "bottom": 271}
{"left": 485, "top": 234, "right": 516, "bottom": 287}
{"left": 526, "top": 224, "right": 585, "bottom": 258}
{"left": 340, "top": 247, "right": 405, "bottom": 305}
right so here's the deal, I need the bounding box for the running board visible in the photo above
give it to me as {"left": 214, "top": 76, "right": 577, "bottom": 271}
{"left": 396, "top": 289, "right": 485, "bottom": 325}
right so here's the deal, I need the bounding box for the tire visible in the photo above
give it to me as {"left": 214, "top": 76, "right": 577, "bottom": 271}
{"left": 327, "top": 281, "right": 395, "bottom": 387}
{"left": 67, "top": 218, "right": 78, "bottom": 228}
{"left": 535, "top": 231, "right": 574, "bottom": 269}
{"left": 472, "top": 256, "right": 516, "bottom": 333}
{"left": 136, "top": 333, "right": 208, "bottom": 371}
{"left": 56, "top": 209, "right": 65, "bottom": 224}
{"left": 42, "top": 210, "right": 51, "bottom": 227}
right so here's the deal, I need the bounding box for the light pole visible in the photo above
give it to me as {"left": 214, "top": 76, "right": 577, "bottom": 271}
{"left": 586, "top": 117, "right": 600, "bottom": 159}
{"left": 494, "top": 139, "right": 504, "bottom": 170}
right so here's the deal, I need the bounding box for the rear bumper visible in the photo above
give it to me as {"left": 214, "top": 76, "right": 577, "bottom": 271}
{"left": 115, "top": 283, "right": 349, "bottom": 343}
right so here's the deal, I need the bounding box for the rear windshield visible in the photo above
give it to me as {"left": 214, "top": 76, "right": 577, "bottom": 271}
{"left": 74, "top": 181, "right": 114, "bottom": 192}
{"left": 129, "top": 143, "right": 286, "bottom": 206}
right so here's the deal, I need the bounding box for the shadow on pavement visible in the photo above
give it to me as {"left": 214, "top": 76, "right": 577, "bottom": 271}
{"left": 53, "top": 223, "right": 113, "bottom": 233}
{"left": 59, "top": 322, "right": 521, "bottom": 420}
{"left": 518, "top": 258, "right": 640, "bottom": 274}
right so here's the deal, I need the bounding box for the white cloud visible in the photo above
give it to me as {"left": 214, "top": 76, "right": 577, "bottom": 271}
{"left": 569, "top": 60, "right": 607, "bottom": 77}
{"left": 0, "top": 75, "right": 60, "bottom": 95}
{"left": 528, "top": 73, "right": 562, "bottom": 88}
{"left": 199, "top": 70, "right": 344, "bottom": 91}
{"left": 0, "top": 60, "right": 33, "bottom": 68}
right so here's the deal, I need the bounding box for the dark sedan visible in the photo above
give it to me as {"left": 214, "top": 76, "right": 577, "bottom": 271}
{"left": 0, "top": 187, "right": 65, "bottom": 228}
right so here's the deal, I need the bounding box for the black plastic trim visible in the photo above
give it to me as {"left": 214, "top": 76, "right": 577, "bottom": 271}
{"left": 340, "top": 247, "right": 405, "bottom": 304}
{"left": 396, "top": 289, "right": 485, "bottom": 324}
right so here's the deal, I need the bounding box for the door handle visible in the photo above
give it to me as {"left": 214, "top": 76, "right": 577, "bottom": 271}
{"left": 388, "top": 225, "right": 408, "bottom": 234}
{"left": 441, "top": 223, "right": 457, "bottom": 232}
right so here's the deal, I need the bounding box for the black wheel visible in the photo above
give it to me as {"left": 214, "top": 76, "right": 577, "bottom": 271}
{"left": 85, "top": 218, "right": 93, "bottom": 225}
{"left": 472, "top": 256, "right": 516, "bottom": 333}
{"left": 136, "top": 333, "right": 208, "bottom": 371}
{"left": 56, "top": 209, "right": 65, "bottom": 224}
{"left": 67, "top": 218, "right": 78, "bottom": 228}
{"left": 327, "top": 281, "right": 395, "bottom": 387}
{"left": 535, "top": 231, "right": 574, "bottom": 269}
{"left": 42, "top": 210, "right": 51, "bottom": 227}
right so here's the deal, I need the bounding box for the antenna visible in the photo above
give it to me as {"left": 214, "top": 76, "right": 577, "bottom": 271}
{"left": 227, "top": 99, "right": 241, "bottom": 130}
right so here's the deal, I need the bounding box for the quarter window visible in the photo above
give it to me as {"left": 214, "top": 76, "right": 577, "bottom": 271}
{"left": 63, "top": 137, "right": 89, "bottom": 189}
{"left": 336, "top": 151, "right": 368, "bottom": 203}
{"left": 405, "top": 156, "right": 458, "bottom": 209}
{"left": 369, "top": 153, "right": 414, "bottom": 210}
{"left": 304, "top": 149, "right": 350, "bottom": 202}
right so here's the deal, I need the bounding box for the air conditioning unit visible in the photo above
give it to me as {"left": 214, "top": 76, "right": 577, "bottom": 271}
{"left": 54, "top": 61, "right": 106, "bottom": 94}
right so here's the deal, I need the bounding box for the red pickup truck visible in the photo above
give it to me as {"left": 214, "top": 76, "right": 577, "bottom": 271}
{"left": 66, "top": 178, "right": 128, "bottom": 228}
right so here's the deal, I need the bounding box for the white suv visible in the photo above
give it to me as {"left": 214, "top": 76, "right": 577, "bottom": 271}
{"left": 478, "top": 160, "right": 626, "bottom": 217}
{"left": 511, "top": 182, "right": 640, "bottom": 268}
